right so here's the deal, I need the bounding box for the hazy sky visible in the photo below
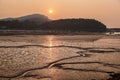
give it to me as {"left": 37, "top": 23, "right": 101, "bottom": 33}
{"left": 0, "top": 0, "right": 120, "bottom": 28}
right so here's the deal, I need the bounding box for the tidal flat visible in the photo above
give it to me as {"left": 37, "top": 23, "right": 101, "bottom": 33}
{"left": 0, "top": 35, "right": 120, "bottom": 80}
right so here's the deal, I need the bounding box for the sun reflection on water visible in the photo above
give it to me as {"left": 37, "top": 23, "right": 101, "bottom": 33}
{"left": 47, "top": 35, "right": 58, "bottom": 77}
{"left": 46, "top": 36, "right": 57, "bottom": 62}
{"left": 47, "top": 36, "right": 54, "bottom": 47}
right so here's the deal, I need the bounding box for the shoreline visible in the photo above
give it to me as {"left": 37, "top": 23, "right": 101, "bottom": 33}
{"left": 0, "top": 30, "right": 107, "bottom": 35}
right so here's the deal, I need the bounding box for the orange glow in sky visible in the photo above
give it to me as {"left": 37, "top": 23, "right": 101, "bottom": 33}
{"left": 0, "top": 0, "right": 120, "bottom": 28}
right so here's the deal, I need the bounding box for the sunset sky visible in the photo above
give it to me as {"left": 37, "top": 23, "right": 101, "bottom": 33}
{"left": 0, "top": 0, "right": 120, "bottom": 28}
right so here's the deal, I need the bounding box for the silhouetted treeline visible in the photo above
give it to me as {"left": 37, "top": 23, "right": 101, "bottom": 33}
{"left": 0, "top": 20, "right": 39, "bottom": 30}
{"left": 0, "top": 18, "right": 107, "bottom": 32}
{"left": 38, "top": 19, "right": 107, "bottom": 32}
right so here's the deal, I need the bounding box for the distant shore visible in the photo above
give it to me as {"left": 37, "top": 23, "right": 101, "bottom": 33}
{"left": 0, "top": 30, "right": 107, "bottom": 35}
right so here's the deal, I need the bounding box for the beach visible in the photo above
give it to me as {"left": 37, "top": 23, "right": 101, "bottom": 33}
{"left": 0, "top": 35, "right": 120, "bottom": 80}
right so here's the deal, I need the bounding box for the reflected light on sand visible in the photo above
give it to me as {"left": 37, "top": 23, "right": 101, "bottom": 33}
{"left": 48, "top": 36, "right": 54, "bottom": 47}
{"left": 46, "top": 36, "right": 59, "bottom": 76}
{"left": 47, "top": 36, "right": 56, "bottom": 61}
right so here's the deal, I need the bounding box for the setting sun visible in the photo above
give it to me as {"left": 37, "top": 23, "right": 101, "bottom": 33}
{"left": 49, "top": 9, "right": 53, "bottom": 14}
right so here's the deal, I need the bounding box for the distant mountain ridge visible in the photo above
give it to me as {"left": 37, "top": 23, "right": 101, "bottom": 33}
{"left": 0, "top": 14, "right": 107, "bottom": 34}
{"left": 0, "top": 14, "right": 50, "bottom": 24}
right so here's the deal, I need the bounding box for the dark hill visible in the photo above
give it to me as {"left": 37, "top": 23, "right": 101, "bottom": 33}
{"left": 17, "top": 14, "right": 50, "bottom": 24}
{"left": 0, "top": 14, "right": 50, "bottom": 30}
{"left": 0, "top": 14, "right": 107, "bottom": 34}
{"left": 0, "top": 14, "right": 50, "bottom": 23}
{"left": 38, "top": 19, "right": 107, "bottom": 32}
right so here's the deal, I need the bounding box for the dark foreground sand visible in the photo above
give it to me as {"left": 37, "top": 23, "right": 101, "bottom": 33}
{"left": 0, "top": 35, "right": 120, "bottom": 80}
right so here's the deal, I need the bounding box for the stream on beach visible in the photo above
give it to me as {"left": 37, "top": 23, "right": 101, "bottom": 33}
{"left": 0, "top": 35, "right": 120, "bottom": 80}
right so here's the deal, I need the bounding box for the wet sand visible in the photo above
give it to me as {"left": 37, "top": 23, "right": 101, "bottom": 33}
{"left": 0, "top": 35, "right": 120, "bottom": 80}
